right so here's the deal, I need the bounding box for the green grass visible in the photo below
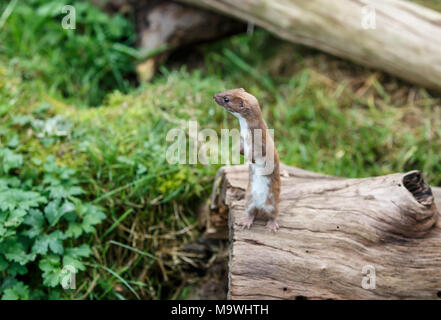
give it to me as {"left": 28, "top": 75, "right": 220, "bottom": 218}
{"left": 0, "top": 0, "right": 136, "bottom": 106}
{"left": 0, "top": 0, "right": 440, "bottom": 300}
{"left": 413, "top": 0, "right": 441, "bottom": 11}
{"left": 202, "top": 30, "right": 441, "bottom": 183}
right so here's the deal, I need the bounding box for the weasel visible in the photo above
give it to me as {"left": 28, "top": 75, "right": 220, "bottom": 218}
{"left": 213, "top": 88, "right": 281, "bottom": 232}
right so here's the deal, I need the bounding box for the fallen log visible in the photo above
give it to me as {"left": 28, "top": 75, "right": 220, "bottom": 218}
{"left": 179, "top": 0, "right": 441, "bottom": 93}
{"left": 209, "top": 164, "right": 441, "bottom": 299}
{"left": 91, "top": 0, "right": 245, "bottom": 81}
{"left": 135, "top": 1, "right": 245, "bottom": 81}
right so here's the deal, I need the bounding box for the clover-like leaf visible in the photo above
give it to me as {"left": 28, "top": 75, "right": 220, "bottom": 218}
{"left": 65, "top": 244, "right": 92, "bottom": 258}
{"left": 7, "top": 262, "right": 27, "bottom": 277}
{"left": 47, "top": 231, "right": 66, "bottom": 255}
{"left": 39, "top": 255, "right": 63, "bottom": 288}
{"left": 44, "top": 200, "right": 74, "bottom": 226}
{"left": 32, "top": 231, "right": 66, "bottom": 255}
{"left": 1, "top": 282, "right": 30, "bottom": 300}
{"left": 65, "top": 222, "right": 83, "bottom": 238}
{"left": 2, "top": 240, "right": 36, "bottom": 265}
{"left": 22, "top": 209, "right": 45, "bottom": 238}
{"left": 81, "top": 204, "right": 106, "bottom": 234}
{"left": 0, "top": 189, "right": 46, "bottom": 213}
{"left": 0, "top": 148, "right": 23, "bottom": 173}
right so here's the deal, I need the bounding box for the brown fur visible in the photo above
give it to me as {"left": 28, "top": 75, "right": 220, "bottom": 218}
{"left": 214, "top": 88, "right": 281, "bottom": 231}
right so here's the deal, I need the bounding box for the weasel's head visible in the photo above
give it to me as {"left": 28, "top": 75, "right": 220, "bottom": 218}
{"left": 213, "top": 88, "right": 261, "bottom": 120}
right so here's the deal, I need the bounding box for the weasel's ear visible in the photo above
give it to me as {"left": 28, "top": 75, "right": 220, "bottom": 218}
{"left": 239, "top": 88, "right": 245, "bottom": 92}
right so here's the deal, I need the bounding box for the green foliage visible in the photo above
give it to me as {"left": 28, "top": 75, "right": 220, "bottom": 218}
{"left": 40, "top": 65, "right": 439, "bottom": 299}
{"left": 0, "top": 124, "right": 105, "bottom": 299}
{"left": 413, "top": 0, "right": 441, "bottom": 11}
{"left": 0, "top": 0, "right": 136, "bottom": 106}
{"left": 1, "top": 282, "right": 30, "bottom": 300}
{"left": 0, "top": 0, "right": 439, "bottom": 301}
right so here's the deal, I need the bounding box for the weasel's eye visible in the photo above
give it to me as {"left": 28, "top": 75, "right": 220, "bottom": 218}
{"left": 224, "top": 97, "right": 229, "bottom": 103}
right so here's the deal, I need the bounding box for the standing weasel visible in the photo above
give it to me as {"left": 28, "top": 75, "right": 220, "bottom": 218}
{"left": 213, "top": 88, "right": 281, "bottom": 232}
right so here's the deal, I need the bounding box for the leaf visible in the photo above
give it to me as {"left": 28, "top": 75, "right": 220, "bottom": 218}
{"left": 61, "top": 201, "right": 75, "bottom": 215}
{"left": 0, "top": 189, "right": 46, "bottom": 213}
{"left": 63, "top": 210, "right": 77, "bottom": 222}
{"left": 7, "top": 263, "right": 27, "bottom": 276}
{"left": 65, "top": 222, "right": 82, "bottom": 238}
{"left": 65, "top": 244, "right": 92, "bottom": 258}
{"left": 0, "top": 148, "right": 23, "bottom": 173}
{"left": 1, "top": 282, "right": 30, "bottom": 300}
{"left": 0, "top": 224, "right": 16, "bottom": 240}
{"left": 61, "top": 245, "right": 92, "bottom": 272}
{"left": 44, "top": 200, "right": 61, "bottom": 226}
{"left": 46, "top": 186, "right": 66, "bottom": 199}
{"left": 39, "top": 255, "right": 63, "bottom": 288}
{"left": 0, "top": 255, "right": 8, "bottom": 271}
{"left": 81, "top": 204, "right": 106, "bottom": 233}
{"left": 22, "top": 209, "right": 45, "bottom": 238}
{"left": 44, "top": 200, "right": 73, "bottom": 226}
{"left": 47, "top": 231, "right": 66, "bottom": 255}
{"left": 36, "top": 2, "right": 64, "bottom": 18}
{"left": 67, "top": 186, "right": 84, "bottom": 196}
{"left": 62, "top": 255, "right": 85, "bottom": 272}
{"left": 59, "top": 168, "right": 75, "bottom": 180}
{"left": 47, "top": 185, "right": 84, "bottom": 199}
{"left": 32, "top": 231, "right": 66, "bottom": 255}
{"left": 31, "top": 236, "right": 50, "bottom": 255}
{"left": 7, "top": 135, "right": 19, "bottom": 148}
{"left": 2, "top": 241, "right": 36, "bottom": 265}
{"left": 12, "top": 115, "right": 33, "bottom": 126}
{"left": 5, "top": 208, "right": 27, "bottom": 227}
{"left": 42, "top": 156, "right": 58, "bottom": 173}
{"left": 31, "top": 158, "right": 42, "bottom": 166}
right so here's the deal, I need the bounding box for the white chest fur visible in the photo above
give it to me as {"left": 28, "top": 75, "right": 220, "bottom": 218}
{"left": 250, "top": 164, "right": 271, "bottom": 209}
{"left": 232, "top": 112, "right": 271, "bottom": 210}
{"left": 232, "top": 112, "right": 251, "bottom": 161}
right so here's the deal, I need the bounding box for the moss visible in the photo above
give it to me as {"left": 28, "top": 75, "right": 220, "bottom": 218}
{"left": 1, "top": 0, "right": 440, "bottom": 299}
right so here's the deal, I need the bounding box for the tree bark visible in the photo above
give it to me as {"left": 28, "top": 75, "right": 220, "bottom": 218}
{"left": 209, "top": 164, "right": 441, "bottom": 299}
{"left": 134, "top": 1, "right": 245, "bottom": 80}
{"left": 92, "top": 0, "right": 245, "bottom": 81}
{"left": 179, "top": 0, "right": 441, "bottom": 93}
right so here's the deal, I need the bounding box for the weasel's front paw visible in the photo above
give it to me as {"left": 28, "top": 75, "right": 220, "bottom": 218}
{"left": 238, "top": 216, "right": 255, "bottom": 230}
{"left": 265, "top": 220, "right": 279, "bottom": 232}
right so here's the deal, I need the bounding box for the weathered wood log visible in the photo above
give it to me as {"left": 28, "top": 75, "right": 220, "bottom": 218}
{"left": 209, "top": 164, "right": 441, "bottom": 299}
{"left": 91, "top": 0, "right": 245, "bottom": 81}
{"left": 179, "top": 0, "right": 441, "bottom": 93}
{"left": 128, "top": 1, "right": 245, "bottom": 81}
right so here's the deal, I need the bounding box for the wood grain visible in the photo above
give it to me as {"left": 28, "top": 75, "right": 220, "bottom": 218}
{"left": 179, "top": 0, "right": 441, "bottom": 93}
{"left": 210, "top": 164, "right": 441, "bottom": 299}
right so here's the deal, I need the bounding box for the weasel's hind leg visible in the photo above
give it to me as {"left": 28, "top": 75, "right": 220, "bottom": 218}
{"left": 265, "top": 218, "right": 279, "bottom": 232}
{"left": 263, "top": 205, "right": 279, "bottom": 232}
{"left": 238, "top": 207, "right": 256, "bottom": 230}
